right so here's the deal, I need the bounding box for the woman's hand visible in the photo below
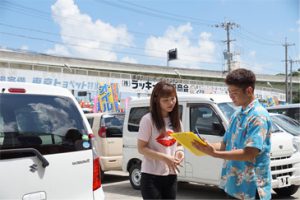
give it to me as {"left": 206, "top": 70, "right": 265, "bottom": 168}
{"left": 175, "top": 150, "right": 184, "bottom": 164}
{"left": 163, "top": 154, "right": 181, "bottom": 173}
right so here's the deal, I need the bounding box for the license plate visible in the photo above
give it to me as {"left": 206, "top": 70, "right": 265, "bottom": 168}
{"left": 277, "top": 176, "right": 291, "bottom": 188}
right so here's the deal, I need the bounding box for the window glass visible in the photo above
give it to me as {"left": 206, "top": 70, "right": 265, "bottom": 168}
{"left": 0, "top": 115, "right": 3, "bottom": 146}
{"left": 271, "top": 114, "right": 300, "bottom": 136}
{"left": 128, "top": 107, "right": 149, "bottom": 132}
{"left": 270, "top": 122, "right": 281, "bottom": 133}
{"left": 190, "top": 105, "right": 225, "bottom": 136}
{"left": 87, "top": 118, "right": 94, "bottom": 127}
{"left": 102, "top": 114, "right": 124, "bottom": 127}
{"left": 218, "top": 102, "right": 237, "bottom": 121}
{"left": 127, "top": 105, "right": 183, "bottom": 132}
{"left": 267, "top": 106, "right": 300, "bottom": 123}
{"left": 101, "top": 114, "right": 125, "bottom": 137}
{"left": 0, "top": 94, "right": 90, "bottom": 159}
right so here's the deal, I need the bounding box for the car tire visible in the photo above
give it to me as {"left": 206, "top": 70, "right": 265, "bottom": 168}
{"left": 129, "top": 163, "right": 141, "bottom": 190}
{"left": 274, "top": 185, "right": 299, "bottom": 197}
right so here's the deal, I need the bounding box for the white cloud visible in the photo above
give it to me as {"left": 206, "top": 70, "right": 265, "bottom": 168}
{"left": 290, "top": 19, "right": 300, "bottom": 32}
{"left": 46, "top": 44, "right": 71, "bottom": 56}
{"left": 144, "top": 23, "right": 216, "bottom": 69}
{"left": 0, "top": 46, "right": 11, "bottom": 51}
{"left": 120, "top": 56, "right": 138, "bottom": 64}
{"left": 47, "top": 0, "right": 134, "bottom": 62}
{"left": 249, "top": 50, "right": 256, "bottom": 57}
{"left": 20, "top": 45, "right": 29, "bottom": 51}
{"left": 235, "top": 55, "right": 276, "bottom": 74}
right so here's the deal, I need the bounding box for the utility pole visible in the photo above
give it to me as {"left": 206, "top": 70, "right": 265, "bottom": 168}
{"left": 215, "top": 21, "right": 239, "bottom": 72}
{"left": 282, "top": 38, "right": 295, "bottom": 103}
{"left": 289, "top": 59, "right": 300, "bottom": 103}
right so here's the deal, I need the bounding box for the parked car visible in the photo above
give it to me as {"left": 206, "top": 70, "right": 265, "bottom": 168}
{"left": 0, "top": 82, "right": 104, "bottom": 200}
{"left": 85, "top": 112, "right": 125, "bottom": 180}
{"left": 267, "top": 103, "right": 300, "bottom": 122}
{"left": 122, "top": 94, "right": 300, "bottom": 197}
{"left": 270, "top": 113, "right": 300, "bottom": 155}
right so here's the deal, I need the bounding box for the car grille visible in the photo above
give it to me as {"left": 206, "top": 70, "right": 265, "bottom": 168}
{"left": 271, "top": 156, "right": 291, "bottom": 161}
{"left": 270, "top": 156, "right": 293, "bottom": 179}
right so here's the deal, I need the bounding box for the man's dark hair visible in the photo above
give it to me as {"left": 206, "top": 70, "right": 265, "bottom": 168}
{"left": 225, "top": 68, "right": 256, "bottom": 90}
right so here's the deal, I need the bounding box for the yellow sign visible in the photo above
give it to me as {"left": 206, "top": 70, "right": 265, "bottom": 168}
{"left": 171, "top": 132, "right": 207, "bottom": 156}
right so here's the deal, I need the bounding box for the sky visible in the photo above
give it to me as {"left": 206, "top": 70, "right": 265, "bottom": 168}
{"left": 0, "top": 0, "right": 299, "bottom": 75}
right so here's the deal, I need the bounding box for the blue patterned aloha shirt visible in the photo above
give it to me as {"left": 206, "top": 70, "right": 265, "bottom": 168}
{"left": 220, "top": 99, "right": 272, "bottom": 200}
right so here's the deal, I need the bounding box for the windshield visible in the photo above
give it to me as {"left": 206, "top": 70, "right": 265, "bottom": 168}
{"left": 271, "top": 114, "right": 300, "bottom": 136}
{"left": 217, "top": 102, "right": 283, "bottom": 135}
{"left": 270, "top": 122, "right": 282, "bottom": 133}
{"left": 217, "top": 102, "right": 237, "bottom": 121}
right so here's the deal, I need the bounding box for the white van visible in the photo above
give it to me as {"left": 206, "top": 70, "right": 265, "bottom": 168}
{"left": 122, "top": 94, "right": 300, "bottom": 197}
{"left": 0, "top": 82, "right": 105, "bottom": 200}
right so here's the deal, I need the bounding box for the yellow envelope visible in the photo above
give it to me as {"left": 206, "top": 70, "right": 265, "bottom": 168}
{"left": 171, "top": 132, "right": 207, "bottom": 156}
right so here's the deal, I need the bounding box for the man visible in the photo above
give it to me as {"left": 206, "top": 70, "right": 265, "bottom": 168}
{"left": 192, "top": 68, "right": 272, "bottom": 200}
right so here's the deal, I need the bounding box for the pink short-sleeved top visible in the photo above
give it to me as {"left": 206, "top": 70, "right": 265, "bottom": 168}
{"left": 138, "top": 113, "right": 178, "bottom": 176}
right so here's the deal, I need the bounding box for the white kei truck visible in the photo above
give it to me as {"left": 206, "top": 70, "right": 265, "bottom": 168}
{"left": 122, "top": 94, "right": 300, "bottom": 197}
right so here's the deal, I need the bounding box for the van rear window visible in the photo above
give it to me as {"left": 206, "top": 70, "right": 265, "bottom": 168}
{"left": 101, "top": 114, "right": 125, "bottom": 137}
{"left": 0, "top": 94, "right": 90, "bottom": 159}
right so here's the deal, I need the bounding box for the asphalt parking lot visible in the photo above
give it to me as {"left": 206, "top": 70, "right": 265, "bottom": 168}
{"left": 102, "top": 171, "right": 300, "bottom": 199}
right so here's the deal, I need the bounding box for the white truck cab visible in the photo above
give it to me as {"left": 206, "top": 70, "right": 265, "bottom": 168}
{"left": 122, "top": 94, "right": 300, "bottom": 197}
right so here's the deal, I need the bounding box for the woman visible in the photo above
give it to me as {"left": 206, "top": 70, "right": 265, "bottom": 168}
{"left": 137, "top": 81, "right": 184, "bottom": 199}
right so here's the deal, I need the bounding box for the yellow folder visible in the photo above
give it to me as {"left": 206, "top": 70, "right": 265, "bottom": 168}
{"left": 171, "top": 132, "right": 207, "bottom": 156}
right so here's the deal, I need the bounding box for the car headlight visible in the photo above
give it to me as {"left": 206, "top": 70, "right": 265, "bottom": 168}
{"left": 293, "top": 137, "right": 300, "bottom": 153}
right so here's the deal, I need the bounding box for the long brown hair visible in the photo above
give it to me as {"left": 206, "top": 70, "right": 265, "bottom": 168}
{"left": 150, "top": 81, "right": 181, "bottom": 132}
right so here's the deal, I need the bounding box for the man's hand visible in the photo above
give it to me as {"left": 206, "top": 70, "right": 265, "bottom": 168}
{"left": 192, "top": 140, "right": 216, "bottom": 157}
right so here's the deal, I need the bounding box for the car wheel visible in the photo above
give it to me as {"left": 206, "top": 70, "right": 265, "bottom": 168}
{"left": 129, "top": 163, "right": 141, "bottom": 190}
{"left": 274, "top": 185, "right": 299, "bottom": 197}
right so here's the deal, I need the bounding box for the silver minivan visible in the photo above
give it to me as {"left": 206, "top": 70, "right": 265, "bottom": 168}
{"left": 0, "top": 82, "right": 104, "bottom": 200}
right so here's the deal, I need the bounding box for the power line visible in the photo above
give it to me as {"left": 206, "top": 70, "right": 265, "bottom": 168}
{"left": 95, "top": 0, "right": 214, "bottom": 27}
{"left": 239, "top": 26, "right": 282, "bottom": 45}
{"left": 0, "top": 27, "right": 223, "bottom": 64}
{"left": 234, "top": 29, "right": 281, "bottom": 46}
{"left": 0, "top": 31, "right": 223, "bottom": 66}
{"left": 2, "top": 1, "right": 284, "bottom": 48}
{"left": 1, "top": 0, "right": 295, "bottom": 75}
{"left": 118, "top": 0, "right": 219, "bottom": 25}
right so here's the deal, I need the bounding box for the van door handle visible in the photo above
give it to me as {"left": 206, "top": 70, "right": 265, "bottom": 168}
{"left": 22, "top": 191, "right": 46, "bottom": 200}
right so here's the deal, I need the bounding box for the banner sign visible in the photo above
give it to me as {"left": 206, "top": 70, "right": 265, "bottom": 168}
{"left": 0, "top": 68, "right": 285, "bottom": 103}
